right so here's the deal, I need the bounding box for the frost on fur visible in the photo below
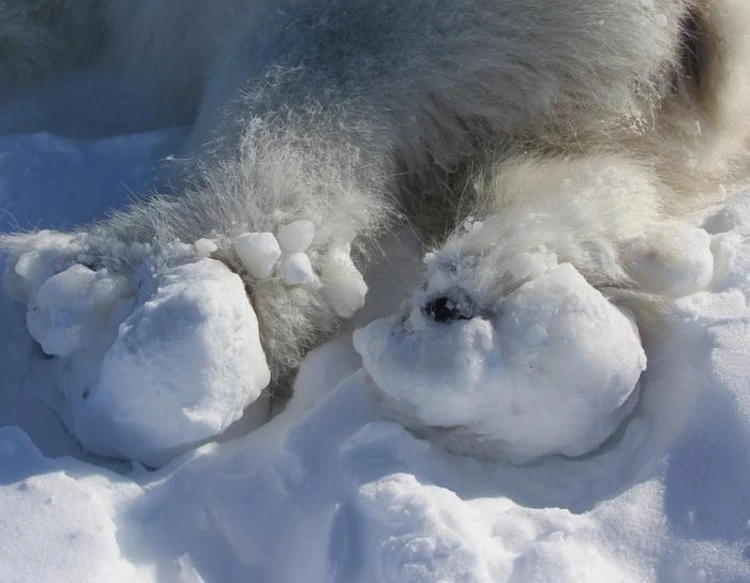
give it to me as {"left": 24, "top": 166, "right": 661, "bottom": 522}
{"left": 1, "top": 0, "right": 750, "bottom": 463}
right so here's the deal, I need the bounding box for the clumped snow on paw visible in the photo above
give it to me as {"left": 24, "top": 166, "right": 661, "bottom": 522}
{"left": 625, "top": 223, "right": 714, "bottom": 296}
{"left": 281, "top": 252, "right": 317, "bottom": 285}
{"left": 231, "top": 222, "right": 367, "bottom": 317}
{"left": 3, "top": 230, "right": 85, "bottom": 301}
{"left": 73, "top": 258, "right": 270, "bottom": 466}
{"left": 13, "top": 252, "right": 271, "bottom": 467}
{"left": 354, "top": 263, "right": 646, "bottom": 463}
{"left": 233, "top": 232, "right": 282, "bottom": 279}
{"left": 277, "top": 219, "right": 315, "bottom": 253}
{"left": 26, "top": 265, "right": 134, "bottom": 357}
{"left": 194, "top": 237, "right": 218, "bottom": 257}
{"left": 320, "top": 244, "right": 368, "bottom": 318}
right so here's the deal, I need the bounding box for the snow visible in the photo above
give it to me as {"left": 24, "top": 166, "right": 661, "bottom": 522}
{"left": 277, "top": 219, "right": 316, "bottom": 253}
{"left": 320, "top": 243, "right": 369, "bottom": 318}
{"left": 193, "top": 238, "right": 218, "bottom": 258}
{"left": 626, "top": 222, "right": 716, "bottom": 297}
{"left": 354, "top": 263, "right": 646, "bottom": 462}
{"left": 3, "top": 230, "right": 85, "bottom": 301}
{"left": 26, "top": 264, "right": 133, "bottom": 357}
{"left": 1, "top": 73, "right": 750, "bottom": 582}
{"left": 281, "top": 252, "right": 317, "bottom": 285}
{"left": 233, "top": 232, "right": 281, "bottom": 279}
{"left": 72, "top": 257, "right": 270, "bottom": 467}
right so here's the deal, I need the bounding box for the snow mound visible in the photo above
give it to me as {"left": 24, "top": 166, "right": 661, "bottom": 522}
{"left": 354, "top": 263, "right": 646, "bottom": 463}
{"left": 73, "top": 258, "right": 270, "bottom": 466}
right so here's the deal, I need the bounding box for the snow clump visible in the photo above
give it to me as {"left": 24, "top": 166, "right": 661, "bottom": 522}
{"left": 354, "top": 263, "right": 646, "bottom": 463}
{"left": 233, "top": 232, "right": 282, "bottom": 279}
{"left": 72, "top": 258, "right": 270, "bottom": 466}
{"left": 26, "top": 264, "right": 133, "bottom": 357}
{"left": 625, "top": 223, "right": 715, "bottom": 297}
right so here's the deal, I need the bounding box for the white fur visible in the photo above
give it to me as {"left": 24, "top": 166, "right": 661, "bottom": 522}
{"left": 1, "top": 0, "right": 749, "bottom": 392}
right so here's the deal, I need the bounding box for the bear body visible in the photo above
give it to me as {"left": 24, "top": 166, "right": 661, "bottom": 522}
{"left": 2, "top": 0, "right": 750, "bottom": 462}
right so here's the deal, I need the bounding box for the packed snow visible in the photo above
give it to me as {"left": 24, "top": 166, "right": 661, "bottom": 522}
{"left": 26, "top": 264, "right": 133, "bottom": 357}
{"left": 73, "top": 257, "right": 270, "bottom": 466}
{"left": 1, "top": 73, "right": 750, "bottom": 582}
{"left": 233, "top": 232, "right": 282, "bottom": 280}
{"left": 281, "top": 252, "right": 317, "bottom": 286}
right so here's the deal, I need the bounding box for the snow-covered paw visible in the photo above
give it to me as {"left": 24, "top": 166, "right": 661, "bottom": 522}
{"left": 6, "top": 239, "right": 270, "bottom": 466}
{"left": 353, "top": 263, "right": 646, "bottom": 464}
{"left": 231, "top": 218, "right": 367, "bottom": 318}
{"left": 72, "top": 258, "right": 270, "bottom": 466}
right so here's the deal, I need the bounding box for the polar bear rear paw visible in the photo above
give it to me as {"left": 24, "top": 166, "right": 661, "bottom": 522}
{"left": 353, "top": 262, "right": 646, "bottom": 464}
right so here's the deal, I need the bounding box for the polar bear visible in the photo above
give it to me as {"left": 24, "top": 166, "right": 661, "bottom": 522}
{"left": 1, "top": 0, "right": 749, "bottom": 462}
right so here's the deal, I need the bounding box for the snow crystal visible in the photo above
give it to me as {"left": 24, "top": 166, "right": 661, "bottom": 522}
{"left": 277, "top": 219, "right": 315, "bottom": 253}
{"left": 281, "top": 252, "right": 317, "bottom": 286}
{"left": 26, "top": 265, "right": 133, "bottom": 357}
{"left": 233, "top": 232, "right": 281, "bottom": 279}
{"left": 354, "top": 263, "right": 646, "bottom": 463}
{"left": 74, "top": 258, "right": 270, "bottom": 466}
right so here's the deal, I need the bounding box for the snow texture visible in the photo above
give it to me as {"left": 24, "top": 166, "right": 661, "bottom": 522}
{"left": 1, "top": 75, "right": 750, "bottom": 582}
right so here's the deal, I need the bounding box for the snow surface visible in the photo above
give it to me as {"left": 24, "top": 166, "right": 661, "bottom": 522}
{"left": 1, "top": 73, "right": 750, "bottom": 582}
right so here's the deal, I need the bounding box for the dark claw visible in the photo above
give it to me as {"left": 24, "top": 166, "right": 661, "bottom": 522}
{"left": 423, "top": 296, "right": 473, "bottom": 323}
